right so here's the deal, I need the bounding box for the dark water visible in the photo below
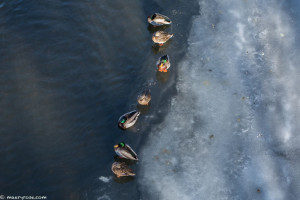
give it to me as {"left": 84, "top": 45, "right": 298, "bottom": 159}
{"left": 0, "top": 0, "right": 198, "bottom": 199}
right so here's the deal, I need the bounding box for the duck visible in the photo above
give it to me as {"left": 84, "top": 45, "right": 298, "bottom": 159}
{"left": 114, "top": 142, "right": 138, "bottom": 160}
{"left": 156, "top": 55, "right": 171, "bottom": 72}
{"left": 148, "top": 13, "right": 172, "bottom": 26}
{"left": 137, "top": 89, "right": 151, "bottom": 105}
{"left": 152, "top": 31, "right": 173, "bottom": 46}
{"left": 111, "top": 162, "right": 135, "bottom": 178}
{"left": 118, "top": 110, "right": 140, "bottom": 130}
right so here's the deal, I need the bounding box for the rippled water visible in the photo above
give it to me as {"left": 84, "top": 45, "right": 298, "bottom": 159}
{"left": 0, "top": 0, "right": 198, "bottom": 199}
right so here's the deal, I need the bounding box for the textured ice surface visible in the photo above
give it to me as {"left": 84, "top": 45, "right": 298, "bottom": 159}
{"left": 139, "top": 0, "right": 300, "bottom": 200}
{"left": 97, "top": 195, "right": 111, "bottom": 200}
{"left": 98, "top": 176, "right": 112, "bottom": 183}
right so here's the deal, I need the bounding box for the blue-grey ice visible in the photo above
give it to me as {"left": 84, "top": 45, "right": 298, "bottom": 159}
{"left": 138, "top": 0, "right": 300, "bottom": 199}
{"left": 98, "top": 176, "right": 112, "bottom": 183}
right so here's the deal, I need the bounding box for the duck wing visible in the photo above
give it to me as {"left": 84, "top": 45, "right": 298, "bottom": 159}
{"left": 126, "top": 111, "right": 140, "bottom": 124}
{"left": 123, "top": 144, "right": 138, "bottom": 160}
{"left": 118, "top": 110, "right": 139, "bottom": 123}
{"left": 119, "top": 162, "right": 135, "bottom": 176}
{"left": 143, "top": 89, "right": 151, "bottom": 99}
{"left": 139, "top": 89, "right": 151, "bottom": 99}
{"left": 157, "top": 33, "right": 173, "bottom": 43}
{"left": 154, "top": 13, "right": 172, "bottom": 24}
{"left": 150, "top": 21, "right": 162, "bottom": 26}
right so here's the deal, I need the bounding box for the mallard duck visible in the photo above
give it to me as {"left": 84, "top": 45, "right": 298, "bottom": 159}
{"left": 118, "top": 110, "right": 140, "bottom": 130}
{"left": 137, "top": 89, "right": 151, "bottom": 105}
{"left": 156, "top": 55, "right": 170, "bottom": 72}
{"left": 111, "top": 162, "right": 135, "bottom": 178}
{"left": 152, "top": 31, "right": 173, "bottom": 46}
{"left": 148, "top": 13, "right": 172, "bottom": 26}
{"left": 114, "top": 142, "right": 138, "bottom": 160}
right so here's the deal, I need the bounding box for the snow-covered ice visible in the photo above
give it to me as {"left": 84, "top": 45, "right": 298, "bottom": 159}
{"left": 138, "top": 0, "right": 300, "bottom": 199}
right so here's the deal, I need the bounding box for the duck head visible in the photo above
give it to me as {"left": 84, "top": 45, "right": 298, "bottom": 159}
{"left": 114, "top": 142, "right": 126, "bottom": 149}
{"left": 118, "top": 117, "right": 126, "bottom": 129}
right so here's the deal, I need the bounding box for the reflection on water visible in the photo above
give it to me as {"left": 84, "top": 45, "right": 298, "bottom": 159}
{"left": 136, "top": 103, "right": 151, "bottom": 115}
{"left": 151, "top": 42, "right": 172, "bottom": 54}
{"left": 147, "top": 24, "right": 169, "bottom": 33}
{"left": 113, "top": 176, "right": 135, "bottom": 184}
{"left": 155, "top": 71, "right": 170, "bottom": 84}
{"left": 113, "top": 155, "right": 138, "bottom": 166}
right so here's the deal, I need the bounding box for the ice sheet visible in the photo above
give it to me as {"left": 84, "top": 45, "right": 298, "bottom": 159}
{"left": 138, "top": 0, "right": 300, "bottom": 199}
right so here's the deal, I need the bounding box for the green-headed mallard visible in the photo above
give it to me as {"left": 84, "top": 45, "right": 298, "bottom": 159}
{"left": 118, "top": 110, "right": 140, "bottom": 130}
{"left": 152, "top": 31, "right": 173, "bottom": 46}
{"left": 137, "top": 89, "right": 151, "bottom": 105}
{"left": 156, "top": 55, "right": 170, "bottom": 72}
{"left": 148, "top": 13, "right": 172, "bottom": 26}
{"left": 114, "top": 142, "right": 138, "bottom": 160}
{"left": 111, "top": 162, "right": 135, "bottom": 178}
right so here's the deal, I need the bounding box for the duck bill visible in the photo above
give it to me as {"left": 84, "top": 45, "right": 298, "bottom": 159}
{"left": 114, "top": 145, "right": 118, "bottom": 149}
{"left": 158, "top": 63, "right": 163, "bottom": 71}
{"left": 118, "top": 122, "right": 125, "bottom": 130}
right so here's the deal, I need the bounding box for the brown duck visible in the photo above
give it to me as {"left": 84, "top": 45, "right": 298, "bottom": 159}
{"left": 111, "top": 162, "right": 135, "bottom": 178}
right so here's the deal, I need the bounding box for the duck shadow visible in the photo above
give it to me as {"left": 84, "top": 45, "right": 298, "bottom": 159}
{"left": 113, "top": 155, "right": 138, "bottom": 165}
{"left": 151, "top": 41, "right": 172, "bottom": 54}
{"left": 147, "top": 24, "right": 169, "bottom": 33}
{"left": 113, "top": 175, "right": 135, "bottom": 184}
{"left": 117, "top": 123, "right": 139, "bottom": 132}
{"left": 156, "top": 70, "right": 170, "bottom": 83}
{"left": 136, "top": 103, "right": 151, "bottom": 115}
